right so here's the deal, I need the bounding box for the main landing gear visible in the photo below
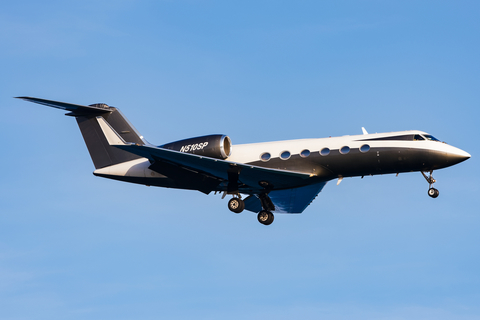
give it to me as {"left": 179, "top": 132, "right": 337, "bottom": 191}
{"left": 256, "top": 193, "right": 275, "bottom": 225}
{"left": 422, "top": 170, "right": 439, "bottom": 198}
{"left": 227, "top": 197, "right": 245, "bottom": 213}
{"left": 226, "top": 193, "right": 276, "bottom": 225}
{"left": 257, "top": 210, "right": 274, "bottom": 225}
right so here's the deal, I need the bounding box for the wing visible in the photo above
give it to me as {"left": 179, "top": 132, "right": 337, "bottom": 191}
{"left": 114, "top": 143, "right": 314, "bottom": 193}
{"left": 243, "top": 182, "right": 327, "bottom": 214}
{"left": 96, "top": 116, "right": 326, "bottom": 212}
{"left": 96, "top": 116, "right": 314, "bottom": 192}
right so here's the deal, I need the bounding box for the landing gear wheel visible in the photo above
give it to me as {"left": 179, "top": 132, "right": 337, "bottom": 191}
{"left": 428, "top": 188, "right": 439, "bottom": 198}
{"left": 422, "top": 171, "right": 440, "bottom": 199}
{"left": 257, "top": 210, "right": 274, "bottom": 225}
{"left": 228, "top": 198, "right": 245, "bottom": 213}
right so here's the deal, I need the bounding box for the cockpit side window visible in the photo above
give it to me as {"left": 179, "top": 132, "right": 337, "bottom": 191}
{"left": 359, "top": 135, "right": 414, "bottom": 141}
{"left": 359, "top": 134, "right": 438, "bottom": 142}
{"left": 413, "top": 134, "right": 425, "bottom": 141}
{"left": 424, "top": 134, "right": 440, "bottom": 141}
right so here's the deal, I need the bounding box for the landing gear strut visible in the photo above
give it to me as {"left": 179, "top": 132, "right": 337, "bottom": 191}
{"left": 257, "top": 193, "right": 275, "bottom": 225}
{"left": 422, "top": 170, "right": 439, "bottom": 198}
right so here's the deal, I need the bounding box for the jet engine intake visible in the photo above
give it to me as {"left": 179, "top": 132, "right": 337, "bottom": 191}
{"left": 160, "top": 134, "right": 232, "bottom": 159}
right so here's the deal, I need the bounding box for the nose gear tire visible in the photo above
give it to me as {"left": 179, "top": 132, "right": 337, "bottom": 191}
{"left": 428, "top": 188, "right": 439, "bottom": 198}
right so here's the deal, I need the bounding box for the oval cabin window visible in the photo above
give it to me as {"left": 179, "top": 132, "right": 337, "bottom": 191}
{"left": 360, "top": 144, "right": 370, "bottom": 153}
{"left": 260, "top": 152, "right": 271, "bottom": 161}
{"left": 280, "top": 151, "right": 291, "bottom": 160}
{"left": 300, "top": 149, "right": 310, "bottom": 158}
{"left": 320, "top": 148, "right": 330, "bottom": 156}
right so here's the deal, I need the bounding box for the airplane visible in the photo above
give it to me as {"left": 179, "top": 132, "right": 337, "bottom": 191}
{"left": 17, "top": 97, "right": 471, "bottom": 225}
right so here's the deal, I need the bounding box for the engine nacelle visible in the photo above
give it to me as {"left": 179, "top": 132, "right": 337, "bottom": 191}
{"left": 160, "top": 134, "right": 232, "bottom": 159}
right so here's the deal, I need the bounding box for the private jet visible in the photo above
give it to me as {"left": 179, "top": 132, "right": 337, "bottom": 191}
{"left": 17, "top": 97, "right": 471, "bottom": 225}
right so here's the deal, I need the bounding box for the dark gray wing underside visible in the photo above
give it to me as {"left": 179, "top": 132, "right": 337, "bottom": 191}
{"left": 243, "top": 182, "right": 327, "bottom": 213}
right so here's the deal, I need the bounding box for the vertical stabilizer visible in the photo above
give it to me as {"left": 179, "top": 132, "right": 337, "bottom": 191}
{"left": 75, "top": 108, "right": 145, "bottom": 168}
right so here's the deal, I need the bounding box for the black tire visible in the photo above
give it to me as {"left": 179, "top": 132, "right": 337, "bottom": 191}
{"left": 228, "top": 198, "right": 245, "bottom": 213}
{"left": 266, "top": 212, "right": 274, "bottom": 225}
{"left": 428, "top": 188, "right": 439, "bottom": 198}
{"left": 257, "top": 210, "right": 274, "bottom": 225}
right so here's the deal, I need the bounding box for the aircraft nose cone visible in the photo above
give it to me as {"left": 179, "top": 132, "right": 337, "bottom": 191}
{"left": 446, "top": 147, "right": 471, "bottom": 165}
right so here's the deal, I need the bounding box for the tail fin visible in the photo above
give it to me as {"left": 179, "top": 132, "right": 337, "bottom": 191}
{"left": 17, "top": 97, "right": 145, "bottom": 169}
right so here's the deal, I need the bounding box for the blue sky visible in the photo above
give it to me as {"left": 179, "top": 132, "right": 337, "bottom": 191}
{"left": 1, "top": 1, "right": 479, "bottom": 319}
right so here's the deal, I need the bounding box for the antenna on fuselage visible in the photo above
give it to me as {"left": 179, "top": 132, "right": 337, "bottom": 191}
{"left": 361, "top": 127, "right": 368, "bottom": 135}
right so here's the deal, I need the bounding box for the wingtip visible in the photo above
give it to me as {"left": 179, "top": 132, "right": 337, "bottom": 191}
{"left": 15, "top": 96, "right": 35, "bottom": 101}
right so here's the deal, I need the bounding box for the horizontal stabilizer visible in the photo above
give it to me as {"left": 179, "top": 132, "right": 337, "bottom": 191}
{"left": 17, "top": 96, "right": 145, "bottom": 169}
{"left": 16, "top": 96, "right": 112, "bottom": 115}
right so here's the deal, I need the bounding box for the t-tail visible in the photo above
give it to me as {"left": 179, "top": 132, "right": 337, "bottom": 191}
{"left": 16, "top": 97, "right": 145, "bottom": 169}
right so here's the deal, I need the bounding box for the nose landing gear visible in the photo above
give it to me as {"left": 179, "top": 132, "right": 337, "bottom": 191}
{"left": 428, "top": 187, "right": 439, "bottom": 198}
{"left": 422, "top": 171, "right": 439, "bottom": 198}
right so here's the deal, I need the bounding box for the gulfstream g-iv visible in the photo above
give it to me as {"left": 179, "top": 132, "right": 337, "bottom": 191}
{"left": 18, "top": 97, "right": 471, "bottom": 225}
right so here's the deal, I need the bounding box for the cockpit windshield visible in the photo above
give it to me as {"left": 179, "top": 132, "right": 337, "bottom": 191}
{"left": 423, "top": 134, "right": 440, "bottom": 141}
{"left": 413, "top": 134, "right": 425, "bottom": 141}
